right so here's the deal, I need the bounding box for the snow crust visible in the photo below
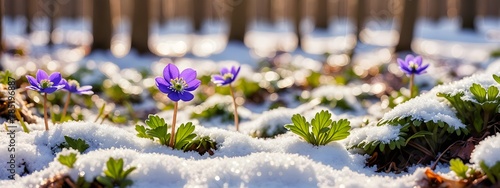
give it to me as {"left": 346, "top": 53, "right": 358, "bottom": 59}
{"left": 380, "top": 71, "right": 500, "bottom": 130}
{"left": 470, "top": 133, "right": 500, "bottom": 168}
{"left": 0, "top": 121, "right": 430, "bottom": 187}
{"left": 344, "top": 124, "right": 402, "bottom": 147}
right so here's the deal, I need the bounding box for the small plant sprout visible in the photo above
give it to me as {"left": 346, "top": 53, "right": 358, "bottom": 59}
{"left": 26, "top": 69, "right": 65, "bottom": 131}
{"left": 58, "top": 152, "right": 78, "bottom": 168}
{"left": 61, "top": 136, "right": 90, "bottom": 153}
{"left": 397, "top": 55, "right": 429, "bottom": 98}
{"left": 212, "top": 65, "right": 241, "bottom": 131}
{"left": 155, "top": 64, "right": 200, "bottom": 148}
{"left": 96, "top": 157, "right": 136, "bottom": 188}
{"left": 285, "top": 110, "right": 351, "bottom": 146}
{"left": 60, "top": 79, "right": 93, "bottom": 122}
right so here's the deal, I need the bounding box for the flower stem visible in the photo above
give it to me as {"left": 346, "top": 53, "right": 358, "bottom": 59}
{"left": 409, "top": 74, "right": 415, "bottom": 98}
{"left": 43, "top": 93, "right": 49, "bottom": 131}
{"left": 169, "top": 102, "right": 178, "bottom": 148}
{"left": 229, "top": 84, "right": 239, "bottom": 132}
{"left": 61, "top": 92, "right": 71, "bottom": 122}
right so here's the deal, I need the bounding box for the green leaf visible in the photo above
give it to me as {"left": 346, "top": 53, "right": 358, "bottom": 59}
{"left": 449, "top": 158, "right": 469, "bottom": 179}
{"left": 145, "top": 114, "right": 167, "bottom": 129}
{"left": 96, "top": 176, "right": 114, "bottom": 187}
{"left": 96, "top": 103, "right": 106, "bottom": 121}
{"left": 493, "top": 74, "right": 500, "bottom": 84}
{"left": 135, "top": 125, "right": 153, "bottom": 139}
{"left": 286, "top": 111, "right": 350, "bottom": 146}
{"left": 480, "top": 161, "right": 497, "bottom": 184}
{"left": 405, "top": 131, "right": 433, "bottom": 145}
{"left": 64, "top": 136, "right": 90, "bottom": 153}
{"left": 0, "top": 70, "right": 14, "bottom": 85}
{"left": 58, "top": 153, "right": 77, "bottom": 168}
{"left": 174, "top": 122, "right": 197, "bottom": 150}
{"left": 105, "top": 157, "right": 123, "bottom": 179}
{"left": 285, "top": 114, "right": 313, "bottom": 144}
{"left": 487, "top": 86, "right": 499, "bottom": 101}
{"left": 470, "top": 83, "right": 487, "bottom": 103}
{"left": 311, "top": 110, "right": 333, "bottom": 144}
{"left": 146, "top": 126, "right": 170, "bottom": 145}
{"left": 327, "top": 119, "right": 351, "bottom": 142}
{"left": 98, "top": 157, "right": 136, "bottom": 188}
{"left": 122, "top": 167, "right": 137, "bottom": 179}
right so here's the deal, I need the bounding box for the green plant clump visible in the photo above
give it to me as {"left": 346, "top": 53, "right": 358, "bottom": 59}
{"left": 480, "top": 161, "right": 500, "bottom": 185}
{"left": 438, "top": 78, "right": 500, "bottom": 136}
{"left": 58, "top": 152, "right": 78, "bottom": 168}
{"left": 96, "top": 157, "right": 137, "bottom": 188}
{"left": 285, "top": 110, "right": 351, "bottom": 146}
{"left": 357, "top": 117, "right": 468, "bottom": 172}
{"left": 59, "top": 136, "right": 90, "bottom": 153}
{"left": 136, "top": 115, "right": 217, "bottom": 155}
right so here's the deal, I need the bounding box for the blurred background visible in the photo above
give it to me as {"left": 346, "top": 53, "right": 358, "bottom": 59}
{"left": 0, "top": 0, "right": 499, "bottom": 61}
{"left": 0, "top": 0, "right": 499, "bottom": 127}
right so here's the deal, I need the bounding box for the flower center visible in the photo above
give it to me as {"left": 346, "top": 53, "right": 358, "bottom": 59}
{"left": 68, "top": 80, "right": 80, "bottom": 88}
{"left": 40, "top": 79, "right": 53, "bottom": 88}
{"left": 409, "top": 61, "right": 419, "bottom": 71}
{"left": 223, "top": 73, "right": 234, "bottom": 81}
{"left": 169, "top": 78, "right": 188, "bottom": 93}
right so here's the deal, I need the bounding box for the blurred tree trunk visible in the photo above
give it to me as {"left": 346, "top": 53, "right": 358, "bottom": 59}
{"left": 294, "top": 0, "right": 302, "bottom": 47}
{"left": 131, "top": 0, "right": 151, "bottom": 54}
{"left": 193, "top": 0, "right": 205, "bottom": 32}
{"left": 429, "top": 0, "right": 444, "bottom": 22}
{"left": 355, "top": 0, "right": 367, "bottom": 42}
{"left": 159, "top": 0, "right": 165, "bottom": 24}
{"left": 229, "top": 0, "right": 248, "bottom": 42}
{"left": 70, "top": 0, "right": 78, "bottom": 19}
{"left": 315, "top": 0, "right": 328, "bottom": 29}
{"left": 460, "top": 0, "right": 476, "bottom": 31}
{"left": 48, "top": 0, "right": 58, "bottom": 46}
{"left": 24, "top": 0, "right": 35, "bottom": 34}
{"left": 91, "top": 0, "right": 112, "bottom": 51}
{"left": 0, "top": 0, "right": 3, "bottom": 55}
{"left": 395, "top": 0, "right": 418, "bottom": 52}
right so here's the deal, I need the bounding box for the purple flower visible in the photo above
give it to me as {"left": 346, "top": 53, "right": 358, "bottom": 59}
{"left": 211, "top": 66, "right": 241, "bottom": 86}
{"left": 397, "top": 55, "right": 429, "bottom": 75}
{"left": 61, "top": 79, "right": 94, "bottom": 95}
{"left": 155, "top": 64, "right": 201, "bottom": 102}
{"left": 26, "top": 70, "right": 65, "bottom": 94}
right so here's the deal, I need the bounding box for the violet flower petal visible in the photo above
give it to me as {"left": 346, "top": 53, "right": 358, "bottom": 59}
{"left": 163, "top": 64, "right": 179, "bottom": 81}
{"left": 180, "top": 68, "right": 197, "bottom": 82}
{"left": 185, "top": 79, "right": 201, "bottom": 91}
{"left": 168, "top": 92, "right": 181, "bottom": 101}
{"left": 179, "top": 92, "right": 194, "bottom": 101}
{"left": 26, "top": 76, "right": 39, "bottom": 88}
{"left": 49, "top": 72, "right": 62, "bottom": 86}
{"left": 36, "top": 70, "right": 49, "bottom": 83}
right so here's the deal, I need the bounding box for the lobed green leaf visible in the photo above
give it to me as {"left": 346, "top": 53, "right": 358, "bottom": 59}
{"left": 145, "top": 114, "right": 167, "bottom": 129}
{"left": 493, "top": 74, "right": 500, "bottom": 84}
{"left": 64, "top": 136, "right": 90, "bottom": 153}
{"left": 449, "top": 158, "right": 469, "bottom": 179}
{"left": 174, "top": 122, "right": 197, "bottom": 150}
{"left": 470, "top": 83, "right": 487, "bottom": 103}
{"left": 58, "top": 153, "right": 77, "bottom": 168}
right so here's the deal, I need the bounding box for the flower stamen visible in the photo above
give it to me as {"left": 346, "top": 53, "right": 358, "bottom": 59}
{"left": 223, "top": 73, "right": 234, "bottom": 81}
{"left": 409, "top": 61, "right": 419, "bottom": 71}
{"left": 40, "top": 79, "right": 53, "bottom": 89}
{"left": 169, "top": 78, "right": 188, "bottom": 93}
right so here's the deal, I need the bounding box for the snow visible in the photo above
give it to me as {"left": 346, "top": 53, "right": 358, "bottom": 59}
{"left": 470, "top": 133, "right": 500, "bottom": 168}
{"left": 379, "top": 70, "right": 500, "bottom": 130}
{"left": 1, "top": 121, "right": 429, "bottom": 187}
{"left": 344, "top": 124, "right": 402, "bottom": 147}
{"left": 311, "top": 85, "right": 365, "bottom": 115}
{"left": 2, "top": 15, "right": 500, "bottom": 187}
